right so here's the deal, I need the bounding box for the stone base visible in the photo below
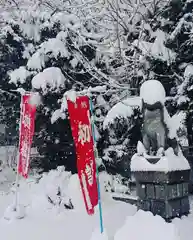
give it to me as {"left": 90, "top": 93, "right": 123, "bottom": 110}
{"left": 133, "top": 170, "right": 190, "bottom": 184}
{"left": 138, "top": 197, "right": 190, "bottom": 221}
{"left": 137, "top": 182, "right": 189, "bottom": 200}
{"left": 132, "top": 169, "right": 190, "bottom": 221}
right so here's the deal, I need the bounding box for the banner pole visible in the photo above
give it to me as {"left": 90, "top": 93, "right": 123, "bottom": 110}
{"left": 14, "top": 94, "right": 23, "bottom": 210}
{"left": 89, "top": 98, "right": 104, "bottom": 234}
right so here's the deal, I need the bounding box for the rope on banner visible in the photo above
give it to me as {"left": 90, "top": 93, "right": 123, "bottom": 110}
{"left": 89, "top": 98, "right": 104, "bottom": 234}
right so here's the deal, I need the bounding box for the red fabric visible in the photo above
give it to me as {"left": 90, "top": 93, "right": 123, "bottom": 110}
{"left": 67, "top": 96, "right": 98, "bottom": 215}
{"left": 18, "top": 95, "right": 36, "bottom": 178}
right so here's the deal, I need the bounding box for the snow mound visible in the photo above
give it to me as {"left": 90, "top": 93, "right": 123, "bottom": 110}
{"left": 131, "top": 147, "right": 190, "bottom": 172}
{"left": 114, "top": 210, "right": 180, "bottom": 240}
{"left": 67, "top": 174, "right": 87, "bottom": 213}
{"left": 32, "top": 67, "right": 66, "bottom": 94}
{"left": 31, "top": 166, "right": 74, "bottom": 211}
{"left": 140, "top": 80, "right": 166, "bottom": 105}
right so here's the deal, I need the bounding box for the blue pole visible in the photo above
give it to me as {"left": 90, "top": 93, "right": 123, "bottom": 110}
{"left": 89, "top": 98, "right": 104, "bottom": 234}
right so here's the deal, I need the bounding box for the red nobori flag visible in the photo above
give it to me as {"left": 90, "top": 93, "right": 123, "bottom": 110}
{"left": 18, "top": 94, "right": 36, "bottom": 178}
{"left": 67, "top": 96, "right": 98, "bottom": 215}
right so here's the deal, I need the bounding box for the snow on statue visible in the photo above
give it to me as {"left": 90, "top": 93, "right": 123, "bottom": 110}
{"left": 139, "top": 80, "right": 180, "bottom": 156}
{"left": 131, "top": 80, "right": 190, "bottom": 172}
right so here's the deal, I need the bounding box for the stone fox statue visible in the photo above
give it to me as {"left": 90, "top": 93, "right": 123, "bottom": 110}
{"left": 141, "top": 100, "right": 179, "bottom": 155}
{"left": 141, "top": 100, "right": 166, "bottom": 155}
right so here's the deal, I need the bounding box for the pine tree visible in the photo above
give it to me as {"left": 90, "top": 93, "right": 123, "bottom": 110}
{"left": 6, "top": 7, "right": 114, "bottom": 172}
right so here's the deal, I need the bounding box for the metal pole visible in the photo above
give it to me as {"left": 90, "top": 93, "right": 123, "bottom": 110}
{"left": 89, "top": 98, "right": 104, "bottom": 234}
{"left": 14, "top": 94, "right": 23, "bottom": 210}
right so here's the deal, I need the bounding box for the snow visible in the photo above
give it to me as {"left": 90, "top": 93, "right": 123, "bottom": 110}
{"left": 90, "top": 228, "right": 109, "bottom": 240}
{"left": 9, "top": 67, "right": 32, "bottom": 85}
{"left": 0, "top": 167, "right": 137, "bottom": 240}
{"left": 162, "top": 108, "right": 187, "bottom": 141}
{"left": 27, "top": 51, "right": 47, "bottom": 70}
{"left": 65, "top": 89, "right": 77, "bottom": 103}
{"left": 114, "top": 210, "right": 180, "bottom": 240}
{"left": 0, "top": 166, "right": 192, "bottom": 240}
{"left": 103, "top": 101, "right": 133, "bottom": 129}
{"left": 51, "top": 109, "right": 66, "bottom": 124}
{"left": 170, "top": 111, "right": 188, "bottom": 145}
{"left": 177, "top": 96, "right": 190, "bottom": 105}
{"left": 177, "top": 64, "right": 193, "bottom": 98}
{"left": 14, "top": 87, "right": 26, "bottom": 95}
{"left": 88, "top": 86, "right": 107, "bottom": 93}
{"left": 123, "top": 96, "right": 142, "bottom": 108}
{"left": 32, "top": 67, "right": 66, "bottom": 94}
{"left": 133, "top": 30, "right": 176, "bottom": 63}
{"left": 111, "top": 193, "right": 138, "bottom": 201}
{"left": 41, "top": 37, "right": 69, "bottom": 59}
{"left": 184, "top": 64, "right": 193, "bottom": 78}
{"left": 70, "top": 57, "right": 79, "bottom": 68}
{"left": 136, "top": 141, "right": 146, "bottom": 155}
{"left": 163, "top": 107, "right": 178, "bottom": 139}
{"left": 26, "top": 31, "right": 71, "bottom": 70}
{"left": 131, "top": 147, "right": 190, "bottom": 172}
{"left": 29, "top": 92, "right": 42, "bottom": 107}
{"left": 4, "top": 203, "right": 26, "bottom": 220}
{"left": 140, "top": 80, "right": 166, "bottom": 105}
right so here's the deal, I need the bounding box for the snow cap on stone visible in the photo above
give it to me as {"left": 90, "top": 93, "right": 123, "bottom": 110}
{"left": 140, "top": 80, "right": 166, "bottom": 105}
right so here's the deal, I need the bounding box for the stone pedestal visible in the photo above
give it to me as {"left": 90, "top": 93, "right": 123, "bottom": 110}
{"left": 132, "top": 170, "right": 190, "bottom": 221}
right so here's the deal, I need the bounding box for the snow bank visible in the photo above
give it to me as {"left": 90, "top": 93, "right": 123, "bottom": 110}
{"left": 32, "top": 67, "right": 66, "bottom": 94}
{"left": 30, "top": 166, "right": 75, "bottom": 211}
{"left": 131, "top": 148, "right": 190, "bottom": 172}
{"left": 0, "top": 166, "right": 138, "bottom": 240}
{"left": 114, "top": 210, "right": 180, "bottom": 240}
{"left": 140, "top": 80, "right": 166, "bottom": 105}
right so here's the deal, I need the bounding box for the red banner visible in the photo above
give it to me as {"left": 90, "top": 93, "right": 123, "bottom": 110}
{"left": 67, "top": 96, "right": 98, "bottom": 215}
{"left": 18, "top": 94, "right": 36, "bottom": 178}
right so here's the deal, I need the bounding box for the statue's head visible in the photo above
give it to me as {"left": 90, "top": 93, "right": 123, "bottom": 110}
{"left": 140, "top": 80, "right": 166, "bottom": 106}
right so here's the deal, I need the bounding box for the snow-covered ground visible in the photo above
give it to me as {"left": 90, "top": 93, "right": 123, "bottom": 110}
{"left": 0, "top": 167, "right": 192, "bottom": 240}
